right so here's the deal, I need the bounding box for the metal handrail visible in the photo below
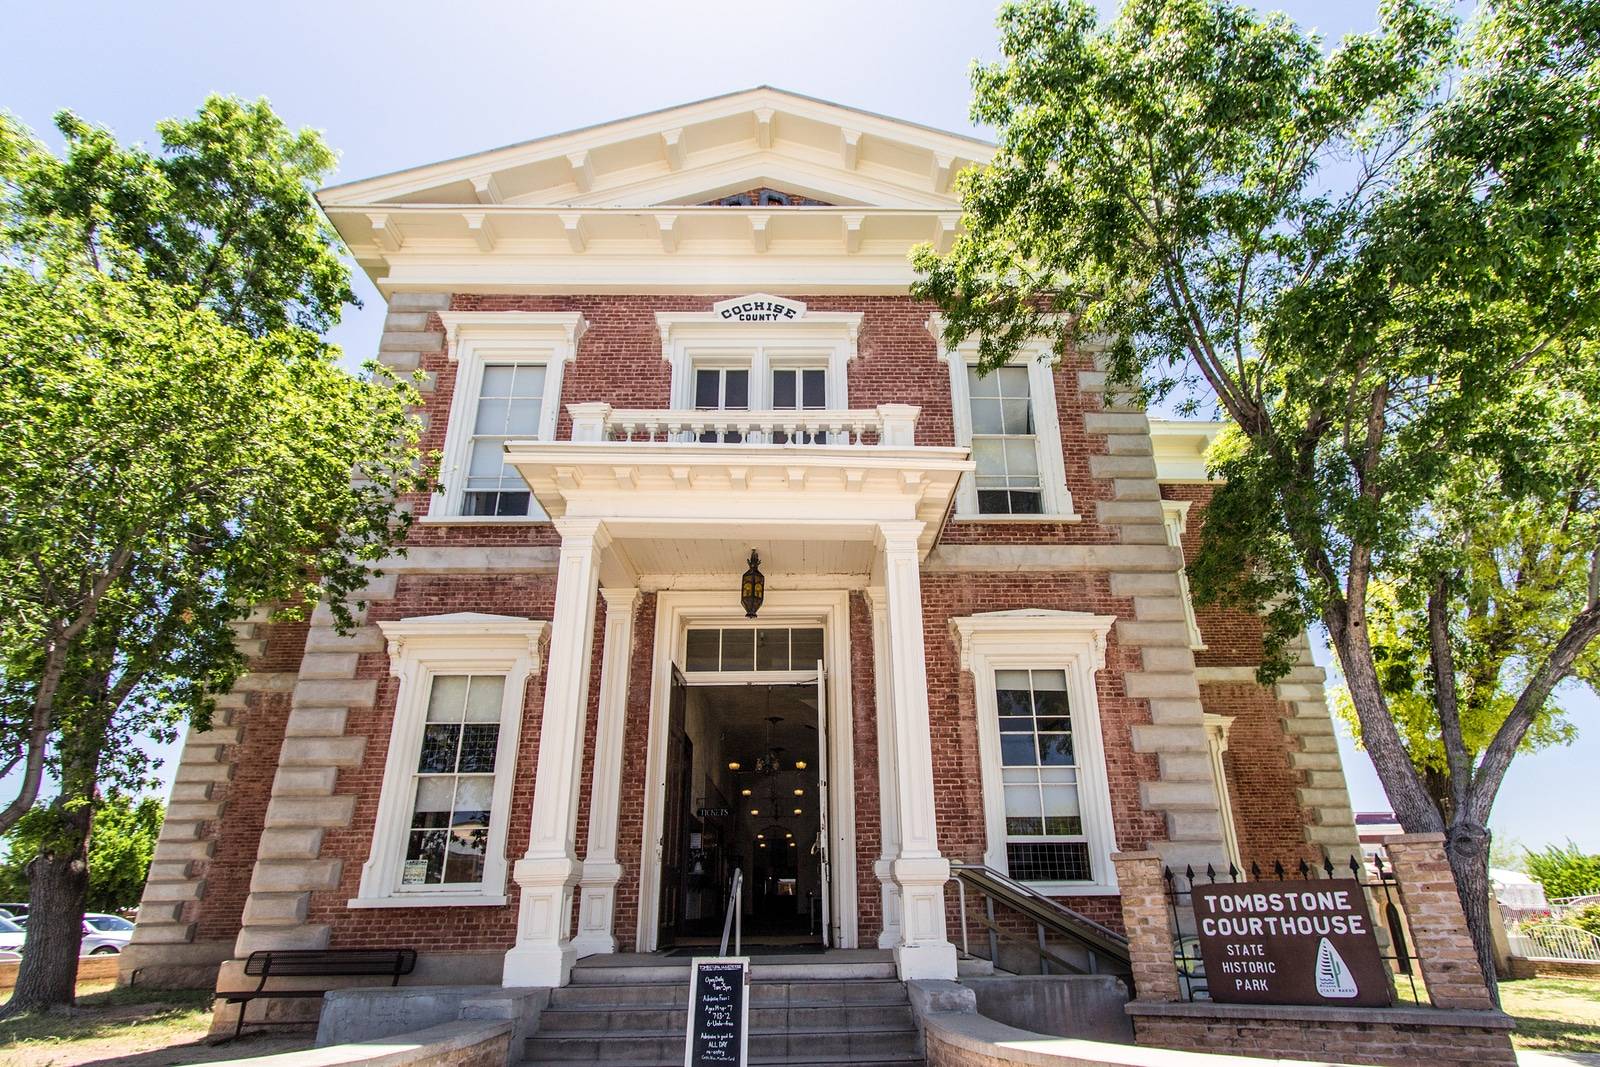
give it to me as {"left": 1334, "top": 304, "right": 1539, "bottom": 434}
{"left": 719, "top": 868, "right": 744, "bottom": 957}
{"left": 950, "top": 862, "right": 1130, "bottom": 977}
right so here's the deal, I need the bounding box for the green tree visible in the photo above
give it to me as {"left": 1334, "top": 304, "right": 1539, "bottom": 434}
{"left": 0, "top": 97, "right": 428, "bottom": 1016}
{"left": 1524, "top": 842, "right": 1600, "bottom": 901}
{"left": 915, "top": 0, "right": 1600, "bottom": 1002}
{"left": 0, "top": 796, "right": 164, "bottom": 914}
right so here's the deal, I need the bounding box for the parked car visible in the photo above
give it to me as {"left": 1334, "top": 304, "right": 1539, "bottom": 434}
{"left": 0, "top": 903, "right": 27, "bottom": 920}
{"left": 0, "top": 916, "right": 23, "bottom": 955}
{"left": 81, "top": 913, "right": 135, "bottom": 955}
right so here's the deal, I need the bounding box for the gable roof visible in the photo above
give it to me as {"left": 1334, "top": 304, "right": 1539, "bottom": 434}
{"left": 318, "top": 86, "right": 992, "bottom": 210}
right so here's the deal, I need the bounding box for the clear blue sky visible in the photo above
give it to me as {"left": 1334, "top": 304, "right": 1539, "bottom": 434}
{"left": 3, "top": 0, "right": 1594, "bottom": 853}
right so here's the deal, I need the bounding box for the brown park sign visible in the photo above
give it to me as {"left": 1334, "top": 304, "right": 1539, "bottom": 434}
{"left": 1192, "top": 879, "right": 1392, "bottom": 1007}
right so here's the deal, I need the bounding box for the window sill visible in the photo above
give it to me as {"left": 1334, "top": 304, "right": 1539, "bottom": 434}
{"left": 347, "top": 892, "right": 508, "bottom": 909}
{"left": 416, "top": 514, "right": 548, "bottom": 526}
{"left": 1018, "top": 882, "right": 1120, "bottom": 897}
{"left": 953, "top": 513, "right": 1083, "bottom": 524}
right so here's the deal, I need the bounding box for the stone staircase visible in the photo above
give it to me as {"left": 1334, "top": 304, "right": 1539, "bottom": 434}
{"left": 521, "top": 954, "right": 925, "bottom": 1066}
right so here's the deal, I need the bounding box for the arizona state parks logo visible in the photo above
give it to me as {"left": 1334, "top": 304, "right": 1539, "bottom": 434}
{"left": 1191, "top": 879, "right": 1391, "bottom": 1007}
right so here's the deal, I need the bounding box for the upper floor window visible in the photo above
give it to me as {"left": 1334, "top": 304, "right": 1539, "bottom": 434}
{"left": 930, "top": 316, "right": 1078, "bottom": 521}
{"left": 431, "top": 312, "right": 585, "bottom": 522}
{"left": 464, "top": 364, "right": 545, "bottom": 516}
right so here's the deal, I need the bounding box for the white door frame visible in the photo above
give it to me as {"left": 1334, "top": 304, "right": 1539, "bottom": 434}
{"left": 637, "top": 589, "right": 857, "bottom": 951}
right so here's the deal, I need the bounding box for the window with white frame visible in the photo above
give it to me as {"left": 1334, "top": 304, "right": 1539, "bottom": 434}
{"left": 929, "top": 316, "right": 1076, "bottom": 520}
{"left": 431, "top": 313, "right": 585, "bottom": 521}
{"left": 352, "top": 613, "right": 545, "bottom": 908}
{"left": 951, "top": 610, "right": 1118, "bottom": 892}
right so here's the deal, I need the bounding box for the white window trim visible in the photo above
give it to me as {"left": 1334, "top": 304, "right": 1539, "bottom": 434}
{"left": 657, "top": 311, "right": 862, "bottom": 411}
{"left": 951, "top": 609, "right": 1119, "bottom": 894}
{"left": 1204, "top": 713, "right": 1243, "bottom": 871}
{"left": 1161, "top": 499, "right": 1207, "bottom": 650}
{"left": 351, "top": 612, "right": 547, "bottom": 908}
{"left": 927, "top": 314, "right": 1077, "bottom": 521}
{"left": 428, "top": 312, "right": 586, "bottom": 522}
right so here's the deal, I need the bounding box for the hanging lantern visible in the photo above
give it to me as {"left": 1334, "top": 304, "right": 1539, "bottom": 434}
{"left": 740, "top": 550, "right": 766, "bottom": 618}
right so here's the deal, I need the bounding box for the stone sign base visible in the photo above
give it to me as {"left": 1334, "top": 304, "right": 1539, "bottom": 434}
{"left": 1125, "top": 1000, "right": 1515, "bottom": 1067}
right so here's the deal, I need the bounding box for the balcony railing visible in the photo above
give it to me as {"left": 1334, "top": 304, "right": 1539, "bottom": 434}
{"left": 566, "top": 402, "right": 919, "bottom": 447}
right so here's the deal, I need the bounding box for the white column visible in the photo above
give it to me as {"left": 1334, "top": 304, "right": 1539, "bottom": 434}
{"left": 572, "top": 586, "right": 639, "bottom": 958}
{"left": 876, "top": 522, "right": 958, "bottom": 980}
{"left": 504, "top": 518, "right": 605, "bottom": 987}
{"left": 866, "top": 587, "right": 904, "bottom": 951}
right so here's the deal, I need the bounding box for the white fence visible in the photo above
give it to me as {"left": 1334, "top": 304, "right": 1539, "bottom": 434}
{"left": 1508, "top": 923, "right": 1600, "bottom": 961}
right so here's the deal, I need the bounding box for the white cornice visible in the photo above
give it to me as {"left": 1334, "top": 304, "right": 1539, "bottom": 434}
{"left": 1150, "top": 419, "right": 1227, "bottom": 484}
{"left": 435, "top": 311, "right": 588, "bottom": 355}
{"left": 949, "top": 609, "right": 1117, "bottom": 672}
{"left": 376, "top": 612, "right": 548, "bottom": 672}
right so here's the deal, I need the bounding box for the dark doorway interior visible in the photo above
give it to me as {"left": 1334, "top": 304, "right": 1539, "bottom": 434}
{"left": 658, "top": 681, "right": 824, "bottom": 949}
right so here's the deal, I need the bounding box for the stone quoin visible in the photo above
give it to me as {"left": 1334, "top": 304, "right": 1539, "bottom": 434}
{"left": 118, "top": 89, "right": 1362, "bottom": 1020}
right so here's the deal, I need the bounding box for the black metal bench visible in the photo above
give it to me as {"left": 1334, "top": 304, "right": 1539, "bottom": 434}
{"left": 221, "top": 948, "right": 417, "bottom": 1037}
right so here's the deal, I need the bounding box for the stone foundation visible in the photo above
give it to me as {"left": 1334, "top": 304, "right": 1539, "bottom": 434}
{"left": 1507, "top": 956, "right": 1600, "bottom": 980}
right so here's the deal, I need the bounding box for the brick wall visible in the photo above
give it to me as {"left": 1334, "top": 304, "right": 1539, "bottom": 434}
{"left": 1199, "top": 682, "right": 1320, "bottom": 870}
{"left": 1159, "top": 484, "right": 1267, "bottom": 667}
{"left": 1129, "top": 1012, "right": 1516, "bottom": 1067}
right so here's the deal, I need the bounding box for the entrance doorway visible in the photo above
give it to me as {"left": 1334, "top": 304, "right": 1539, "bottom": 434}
{"left": 657, "top": 678, "right": 828, "bottom": 950}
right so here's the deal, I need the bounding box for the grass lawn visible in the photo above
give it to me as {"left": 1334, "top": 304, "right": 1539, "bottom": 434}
{"left": 1499, "top": 976, "right": 1600, "bottom": 1055}
{"left": 0, "top": 979, "right": 311, "bottom": 1067}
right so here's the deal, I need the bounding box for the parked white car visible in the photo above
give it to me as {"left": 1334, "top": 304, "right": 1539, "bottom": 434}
{"left": 80, "top": 913, "right": 135, "bottom": 955}
{"left": 0, "top": 916, "right": 24, "bottom": 954}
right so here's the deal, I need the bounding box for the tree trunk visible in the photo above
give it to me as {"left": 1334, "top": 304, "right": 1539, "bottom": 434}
{"left": 0, "top": 810, "right": 91, "bottom": 1017}
{"left": 1443, "top": 820, "right": 1500, "bottom": 1007}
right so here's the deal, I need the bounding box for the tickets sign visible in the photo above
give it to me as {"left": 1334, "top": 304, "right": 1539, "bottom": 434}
{"left": 1191, "top": 879, "right": 1391, "bottom": 1007}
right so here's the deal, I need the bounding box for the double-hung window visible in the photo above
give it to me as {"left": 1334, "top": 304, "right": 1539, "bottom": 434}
{"left": 431, "top": 312, "right": 584, "bottom": 521}
{"left": 969, "top": 366, "right": 1043, "bottom": 515}
{"left": 353, "top": 613, "right": 545, "bottom": 908}
{"left": 952, "top": 610, "right": 1119, "bottom": 893}
{"left": 464, "top": 364, "right": 545, "bottom": 516}
{"left": 693, "top": 361, "right": 751, "bottom": 443}
{"left": 931, "top": 315, "right": 1076, "bottom": 520}
{"left": 770, "top": 362, "right": 827, "bottom": 443}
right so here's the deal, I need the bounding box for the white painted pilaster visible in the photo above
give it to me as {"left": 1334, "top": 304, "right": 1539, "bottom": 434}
{"left": 876, "top": 522, "right": 957, "bottom": 981}
{"left": 572, "top": 586, "right": 639, "bottom": 958}
{"left": 504, "top": 518, "right": 606, "bottom": 988}
{"left": 865, "top": 587, "right": 904, "bottom": 951}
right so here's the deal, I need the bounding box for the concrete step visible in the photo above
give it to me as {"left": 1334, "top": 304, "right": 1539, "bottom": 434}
{"left": 549, "top": 977, "right": 910, "bottom": 1009}
{"left": 567, "top": 960, "right": 899, "bottom": 984}
{"left": 537, "top": 1002, "right": 915, "bottom": 1034}
{"left": 522, "top": 1027, "right": 921, "bottom": 1063}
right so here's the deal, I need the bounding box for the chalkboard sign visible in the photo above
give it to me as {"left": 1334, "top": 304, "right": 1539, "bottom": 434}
{"left": 684, "top": 956, "right": 748, "bottom": 1067}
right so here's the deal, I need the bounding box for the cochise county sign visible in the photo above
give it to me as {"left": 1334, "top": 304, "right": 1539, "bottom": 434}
{"left": 712, "top": 294, "right": 806, "bottom": 322}
{"left": 1192, "top": 879, "right": 1392, "bottom": 1007}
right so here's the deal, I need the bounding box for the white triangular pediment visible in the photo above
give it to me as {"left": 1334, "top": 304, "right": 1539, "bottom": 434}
{"left": 319, "top": 87, "right": 990, "bottom": 211}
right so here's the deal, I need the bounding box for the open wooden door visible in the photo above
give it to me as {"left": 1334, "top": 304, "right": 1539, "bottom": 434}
{"left": 657, "top": 668, "right": 691, "bottom": 949}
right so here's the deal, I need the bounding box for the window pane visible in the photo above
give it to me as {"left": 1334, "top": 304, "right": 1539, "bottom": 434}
{"left": 458, "top": 724, "right": 499, "bottom": 773}
{"left": 480, "top": 365, "right": 516, "bottom": 396}
{"left": 970, "top": 398, "right": 1005, "bottom": 435}
{"left": 977, "top": 490, "right": 1011, "bottom": 514}
{"left": 967, "top": 367, "right": 1000, "bottom": 398}
{"left": 802, "top": 369, "right": 826, "bottom": 409}
{"left": 473, "top": 397, "right": 509, "bottom": 435}
{"left": 685, "top": 629, "right": 720, "bottom": 671}
{"left": 464, "top": 676, "right": 505, "bottom": 722}
{"left": 999, "top": 716, "right": 1033, "bottom": 733}
{"left": 972, "top": 439, "right": 1005, "bottom": 476}
{"left": 773, "top": 369, "right": 796, "bottom": 409}
{"left": 790, "top": 628, "right": 823, "bottom": 667}
{"left": 1008, "top": 490, "right": 1043, "bottom": 515}
{"left": 695, "top": 369, "right": 720, "bottom": 408}
{"left": 504, "top": 398, "right": 541, "bottom": 436}
{"left": 1042, "top": 784, "right": 1080, "bottom": 818}
{"left": 1005, "top": 438, "right": 1040, "bottom": 480}
{"left": 511, "top": 364, "right": 546, "bottom": 399}
{"left": 995, "top": 669, "right": 1032, "bottom": 692}
{"left": 721, "top": 628, "right": 755, "bottom": 670}
{"left": 756, "top": 629, "right": 790, "bottom": 671}
{"left": 404, "top": 830, "right": 445, "bottom": 884}
{"left": 724, "top": 370, "right": 749, "bottom": 409}
{"left": 997, "top": 366, "right": 1031, "bottom": 398}
{"left": 1000, "top": 734, "right": 1037, "bottom": 766}
{"left": 1004, "top": 784, "right": 1042, "bottom": 818}
{"left": 467, "top": 440, "right": 504, "bottom": 479}
{"left": 454, "top": 775, "right": 493, "bottom": 815}
{"left": 1038, "top": 733, "right": 1075, "bottom": 766}
{"left": 418, "top": 724, "right": 460, "bottom": 773}
{"left": 428, "top": 677, "right": 470, "bottom": 721}
{"left": 1001, "top": 398, "right": 1034, "bottom": 435}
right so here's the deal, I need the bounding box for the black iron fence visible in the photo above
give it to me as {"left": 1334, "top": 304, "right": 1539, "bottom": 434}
{"left": 1163, "top": 854, "right": 1417, "bottom": 1002}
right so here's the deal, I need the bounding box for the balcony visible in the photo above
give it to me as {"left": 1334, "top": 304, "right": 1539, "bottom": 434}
{"left": 568, "top": 402, "right": 920, "bottom": 448}
{"left": 504, "top": 402, "right": 974, "bottom": 568}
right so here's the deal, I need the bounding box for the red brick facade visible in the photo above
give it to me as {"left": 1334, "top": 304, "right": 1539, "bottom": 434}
{"left": 147, "top": 290, "right": 1332, "bottom": 964}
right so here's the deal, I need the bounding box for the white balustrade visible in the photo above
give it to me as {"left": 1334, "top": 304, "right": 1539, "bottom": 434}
{"left": 567, "top": 402, "right": 920, "bottom": 447}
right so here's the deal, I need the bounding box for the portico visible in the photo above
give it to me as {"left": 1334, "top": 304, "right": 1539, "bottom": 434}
{"left": 496, "top": 410, "right": 972, "bottom": 986}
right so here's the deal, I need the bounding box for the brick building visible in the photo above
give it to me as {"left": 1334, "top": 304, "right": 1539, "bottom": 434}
{"left": 122, "top": 88, "right": 1360, "bottom": 995}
